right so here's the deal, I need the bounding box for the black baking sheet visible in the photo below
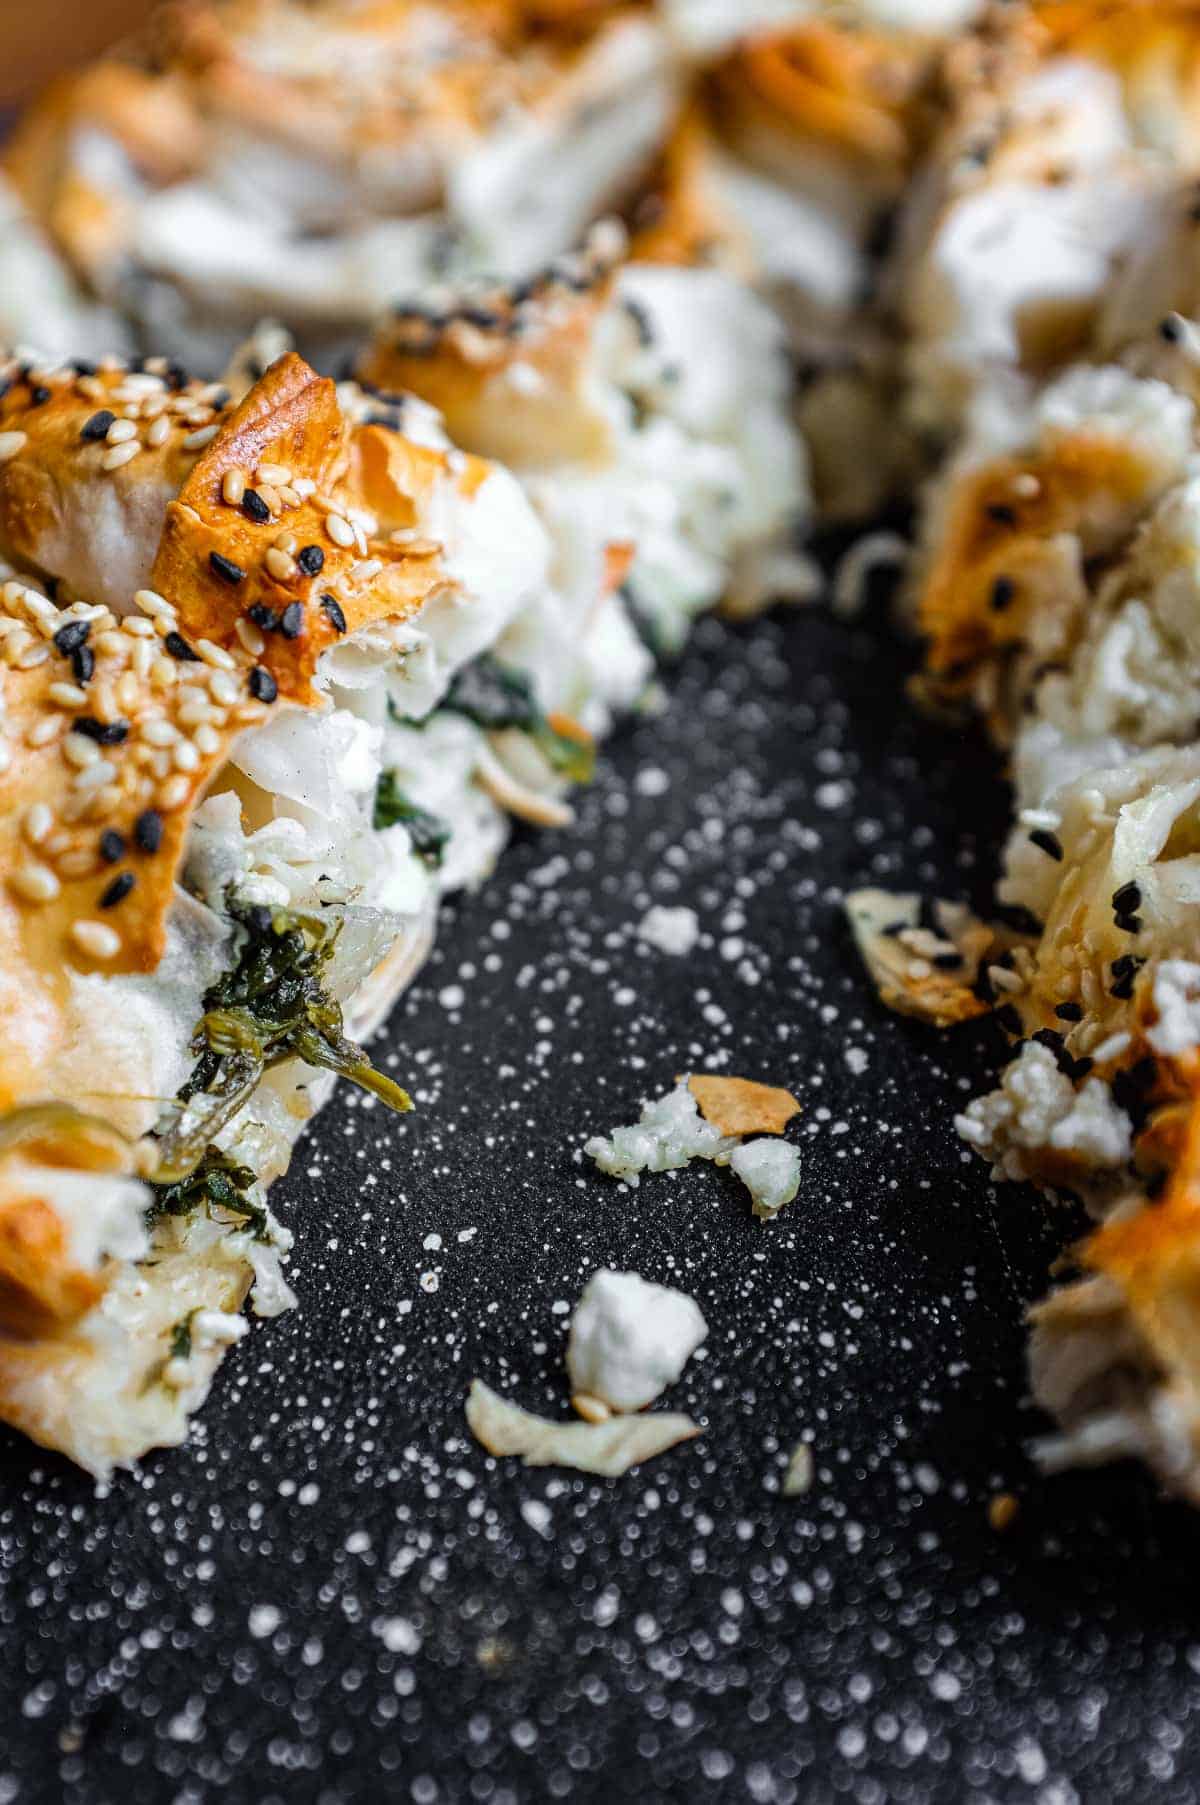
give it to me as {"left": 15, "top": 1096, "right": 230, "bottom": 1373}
{"left": 2, "top": 593, "right": 1199, "bottom": 1805}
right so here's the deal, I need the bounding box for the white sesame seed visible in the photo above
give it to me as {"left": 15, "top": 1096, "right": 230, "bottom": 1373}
{"left": 63, "top": 734, "right": 100, "bottom": 769}
{"left": 11, "top": 863, "right": 60, "bottom": 903}
{"left": 23, "top": 803, "right": 54, "bottom": 845}
{"left": 57, "top": 849, "right": 98, "bottom": 880}
{"left": 277, "top": 486, "right": 301, "bottom": 509}
{"left": 26, "top": 715, "right": 62, "bottom": 747}
{"left": 47, "top": 681, "right": 88, "bottom": 709}
{"left": 257, "top": 463, "right": 291, "bottom": 486}
{"left": 208, "top": 670, "right": 240, "bottom": 706}
{"left": 351, "top": 559, "right": 383, "bottom": 582}
{"left": 257, "top": 483, "right": 282, "bottom": 514}
{"left": 194, "top": 723, "right": 221, "bottom": 757}
{"left": 140, "top": 719, "right": 179, "bottom": 747}
{"left": 177, "top": 699, "right": 213, "bottom": 729}
{"left": 106, "top": 417, "right": 138, "bottom": 445}
{"left": 24, "top": 593, "right": 60, "bottom": 629}
{"left": 265, "top": 547, "right": 297, "bottom": 582}
{"left": 183, "top": 425, "right": 220, "bottom": 452}
{"left": 234, "top": 617, "right": 265, "bottom": 657}
{"left": 134, "top": 588, "right": 175, "bottom": 621}
{"left": 158, "top": 774, "right": 191, "bottom": 810}
{"left": 131, "top": 639, "right": 153, "bottom": 679}
{"left": 0, "top": 431, "right": 27, "bottom": 462}
{"left": 16, "top": 642, "right": 50, "bottom": 669}
{"left": 232, "top": 702, "right": 267, "bottom": 726}
{"left": 273, "top": 531, "right": 298, "bottom": 556}
{"left": 173, "top": 741, "right": 200, "bottom": 773}
{"left": 102, "top": 441, "right": 140, "bottom": 471}
{"left": 71, "top": 920, "right": 122, "bottom": 960}
{"left": 122, "top": 615, "right": 157, "bottom": 638}
{"left": 72, "top": 758, "right": 117, "bottom": 794}
{"left": 291, "top": 477, "right": 316, "bottom": 498}
{"left": 326, "top": 513, "right": 355, "bottom": 548}
{"left": 223, "top": 468, "right": 247, "bottom": 507}
{"left": 146, "top": 415, "right": 171, "bottom": 448}
{"left": 196, "top": 639, "right": 236, "bottom": 671}
{"left": 94, "top": 631, "right": 127, "bottom": 657}
{"left": 0, "top": 742, "right": 11, "bottom": 774}
{"left": 150, "top": 657, "right": 178, "bottom": 689}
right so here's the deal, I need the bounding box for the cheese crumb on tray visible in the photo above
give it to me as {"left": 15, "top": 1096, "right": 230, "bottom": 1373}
{"left": 466, "top": 1381, "right": 700, "bottom": 1478}
{"left": 567, "top": 1269, "right": 708, "bottom": 1414}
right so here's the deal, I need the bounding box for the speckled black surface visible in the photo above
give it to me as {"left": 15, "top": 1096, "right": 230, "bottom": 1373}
{"left": 3, "top": 600, "right": 1200, "bottom": 1805}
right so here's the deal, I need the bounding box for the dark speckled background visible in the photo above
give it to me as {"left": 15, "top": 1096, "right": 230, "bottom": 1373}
{"left": 2, "top": 599, "right": 1200, "bottom": 1805}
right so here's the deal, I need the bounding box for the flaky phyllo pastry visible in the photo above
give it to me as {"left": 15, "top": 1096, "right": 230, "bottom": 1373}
{"left": 0, "top": 217, "right": 806, "bottom": 1473}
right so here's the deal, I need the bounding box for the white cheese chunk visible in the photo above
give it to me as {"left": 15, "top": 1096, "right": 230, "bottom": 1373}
{"left": 567, "top": 1269, "right": 708, "bottom": 1413}
{"left": 725, "top": 1139, "right": 802, "bottom": 1221}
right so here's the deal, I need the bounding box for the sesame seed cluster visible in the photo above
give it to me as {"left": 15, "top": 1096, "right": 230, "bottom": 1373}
{"left": 0, "top": 569, "right": 269, "bottom": 966}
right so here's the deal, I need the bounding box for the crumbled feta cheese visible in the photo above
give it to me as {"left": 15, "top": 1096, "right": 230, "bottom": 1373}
{"left": 637, "top": 904, "right": 700, "bottom": 956}
{"left": 466, "top": 1380, "right": 699, "bottom": 1477}
{"left": 956, "top": 1041, "right": 1131, "bottom": 1183}
{"left": 567, "top": 1270, "right": 707, "bottom": 1413}
{"left": 725, "top": 1139, "right": 802, "bottom": 1221}
{"left": 1147, "top": 959, "right": 1200, "bottom": 1056}
{"left": 584, "top": 1079, "right": 737, "bottom": 1186}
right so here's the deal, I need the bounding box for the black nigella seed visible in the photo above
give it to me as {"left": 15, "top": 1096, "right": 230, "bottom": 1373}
{"left": 53, "top": 620, "right": 90, "bottom": 656}
{"left": 1116, "top": 914, "right": 1143, "bottom": 935}
{"left": 248, "top": 602, "right": 280, "bottom": 631}
{"left": 70, "top": 359, "right": 98, "bottom": 376}
{"left": 1112, "top": 881, "right": 1141, "bottom": 915}
{"left": 80, "top": 409, "right": 115, "bottom": 442}
{"left": 209, "top": 551, "right": 245, "bottom": 586}
{"left": 164, "top": 631, "right": 200, "bottom": 662}
{"left": 279, "top": 602, "right": 304, "bottom": 639}
{"left": 72, "top": 716, "right": 129, "bottom": 745}
{"left": 297, "top": 544, "right": 324, "bottom": 576}
{"left": 1067, "top": 1055, "right": 1094, "bottom": 1081}
{"left": 1028, "top": 828, "right": 1063, "bottom": 861}
{"left": 320, "top": 594, "right": 347, "bottom": 634}
{"left": 1054, "top": 1001, "right": 1084, "bottom": 1022}
{"left": 134, "top": 809, "right": 164, "bottom": 854}
{"left": 249, "top": 665, "right": 278, "bottom": 703}
{"left": 29, "top": 385, "right": 51, "bottom": 408}
{"left": 931, "top": 950, "right": 962, "bottom": 970}
{"left": 985, "top": 503, "right": 1016, "bottom": 525}
{"left": 72, "top": 644, "right": 95, "bottom": 685}
{"left": 1032, "top": 1028, "right": 1065, "bottom": 1055}
{"left": 99, "top": 872, "right": 135, "bottom": 909}
{"left": 98, "top": 829, "right": 126, "bottom": 864}
{"left": 242, "top": 488, "right": 270, "bottom": 524}
{"left": 1159, "top": 315, "right": 1184, "bottom": 343}
{"left": 989, "top": 575, "right": 1016, "bottom": 612}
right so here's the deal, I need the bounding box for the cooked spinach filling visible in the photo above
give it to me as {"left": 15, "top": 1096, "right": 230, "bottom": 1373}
{"left": 155, "top": 896, "right": 412, "bottom": 1181}
{"left": 441, "top": 654, "right": 595, "bottom": 784}
{"left": 373, "top": 772, "right": 450, "bottom": 868}
{"left": 148, "top": 1144, "right": 268, "bottom": 1237}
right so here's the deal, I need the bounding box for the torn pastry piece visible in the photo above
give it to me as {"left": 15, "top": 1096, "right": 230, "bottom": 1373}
{"left": 897, "top": 1, "right": 1200, "bottom": 442}
{"left": 360, "top": 220, "right": 809, "bottom": 724}
{"left": 687, "top": 1074, "right": 800, "bottom": 1138}
{"left": 1029, "top": 1089, "right": 1200, "bottom": 1506}
{"left": 910, "top": 365, "right": 1196, "bottom": 734}
{"left": 0, "top": 347, "right": 557, "bottom": 1476}
{"left": 6, "top": 0, "right": 677, "bottom": 369}
{"left": 845, "top": 888, "right": 999, "bottom": 1027}
{"left": 466, "top": 1378, "right": 700, "bottom": 1477}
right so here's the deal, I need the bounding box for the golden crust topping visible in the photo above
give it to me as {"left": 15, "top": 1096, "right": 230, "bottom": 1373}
{"left": 358, "top": 221, "right": 626, "bottom": 468}
{"left": 0, "top": 352, "right": 492, "bottom": 979}
{"left": 687, "top": 1075, "right": 800, "bottom": 1138}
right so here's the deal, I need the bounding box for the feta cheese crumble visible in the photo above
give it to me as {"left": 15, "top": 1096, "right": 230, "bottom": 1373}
{"left": 584, "top": 1079, "right": 737, "bottom": 1187}
{"left": 725, "top": 1139, "right": 802, "bottom": 1222}
{"left": 636, "top": 904, "right": 700, "bottom": 957}
{"left": 567, "top": 1269, "right": 708, "bottom": 1414}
